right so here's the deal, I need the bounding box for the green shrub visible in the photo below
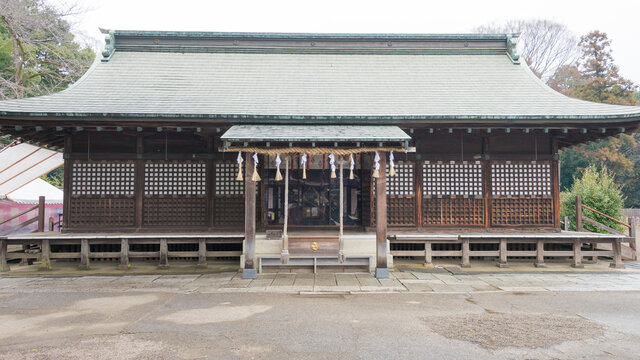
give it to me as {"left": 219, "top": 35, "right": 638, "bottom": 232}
{"left": 560, "top": 165, "right": 625, "bottom": 233}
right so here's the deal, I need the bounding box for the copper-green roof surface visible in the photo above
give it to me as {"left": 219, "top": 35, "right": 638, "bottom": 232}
{"left": 0, "top": 30, "right": 639, "bottom": 124}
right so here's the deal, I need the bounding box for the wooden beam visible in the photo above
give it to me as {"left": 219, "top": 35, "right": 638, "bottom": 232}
{"left": 80, "top": 239, "right": 90, "bottom": 269}
{"left": 198, "top": 238, "right": 207, "bottom": 266}
{"left": 40, "top": 239, "right": 52, "bottom": 271}
{"left": 159, "top": 238, "right": 168, "bottom": 268}
{"left": 461, "top": 238, "right": 470, "bottom": 267}
{"left": 498, "top": 238, "right": 508, "bottom": 267}
{"left": 572, "top": 239, "right": 584, "bottom": 268}
{"left": 534, "top": 239, "right": 545, "bottom": 267}
{"left": 610, "top": 239, "right": 625, "bottom": 269}
{"left": 135, "top": 136, "right": 144, "bottom": 230}
{"left": 415, "top": 160, "right": 423, "bottom": 228}
{"left": 552, "top": 156, "right": 561, "bottom": 230}
{"left": 119, "top": 238, "right": 130, "bottom": 270}
{"left": 0, "top": 239, "right": 9, "bottom": 272}
{"left": 582, "top": 217, "right": 626, "bottom": 236}
{"left": 424, "top": 242, "right": 432, "bottom": 265}
{"left": 375, "top": 153, "right": 388, "bottom": 278}
{"left": 37, "top": 196, "right": 45, "bottom": 233}
{"left": 243, "top": 152, "right": 257, "bottom": 278}
{"left": 62, "top": 135, "right": 72, "bottom": 231}
{"left": 576, "top": 195, "right": 583, "bottom": 231}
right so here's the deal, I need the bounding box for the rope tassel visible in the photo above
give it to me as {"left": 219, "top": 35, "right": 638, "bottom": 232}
{"left": 275, "top": 154, "right": 283, "bottom": 181}
{"left": 301, "top": 154, "right": 307, "bottom": 179}
{"left": 236, "top": 151, "right": 244, "bottom": 181}
{"left": 251, "top": 153, "right": 261, "bottom": 182}
{"left": 389, "top": 151, "right": 396, "bottom": 176}
{"left": 373, "top": 151, "right": 381, "bottom": 178}
{"left": 349, "top": 154, "right": 355, "bottom": 180}
{"left": 329, "top": 154, "right": 336, "bottom": 178}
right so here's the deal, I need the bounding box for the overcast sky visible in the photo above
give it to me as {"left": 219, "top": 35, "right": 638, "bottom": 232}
{"left": 68, "top": 0, "right": 640, "bottom": 84}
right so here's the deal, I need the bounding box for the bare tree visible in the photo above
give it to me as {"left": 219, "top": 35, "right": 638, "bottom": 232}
{"left": 474, "top": 19, "right": 579, "bottom": 81}
{"left": 0, "top": 0, "right": 94, "bottom": 99}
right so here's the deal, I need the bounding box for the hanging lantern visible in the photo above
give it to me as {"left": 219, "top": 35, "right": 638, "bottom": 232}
{"left": 373, "top": 151, "right": 380, "bottom": 178}
{"left": 275, "top": 154, "right": 283, "bottom": 181}
{"left": 329, "top": 154, "right": 336, "bottom": 178}
{"left": 349, "top": 154, "right": 355, "bottom": 180}
{"left": 236, "top": 151, "right": 244, "bottom": 181}
{"left": 389, "top": 151, "right": 396, "bottom": 176}
{"left": 301, "top": 154, "right": 307, "bottom": 179}
{"left": 251, "top": 153, "right": 261, "bottom": 182}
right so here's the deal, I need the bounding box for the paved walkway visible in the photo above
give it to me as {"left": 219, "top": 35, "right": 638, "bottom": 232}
{"left": 4, "top": 269, "right": 640, "bottom": 294}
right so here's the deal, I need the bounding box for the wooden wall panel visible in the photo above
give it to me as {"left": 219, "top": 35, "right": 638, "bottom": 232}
{"left": 213, "top": 161, "right": 244, "bottom": 227}
{"left": 69, "top": 160, "right": 136, "bottom": 227}
{"left": 373, "top": 161, "right": 416, "bottom": 226}
{"left": 143, "top": 161, "right": 207, "bottom": 227}
{"left": 421, "top": 161, "right": 484, "bottom": 226}
{"left": 490, "top": 161, "right": 554, "bottom": 226}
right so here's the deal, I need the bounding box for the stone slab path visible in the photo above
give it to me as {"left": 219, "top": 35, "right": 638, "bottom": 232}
{"left": 4, "top": 269, "right": 640, "bottom": 294}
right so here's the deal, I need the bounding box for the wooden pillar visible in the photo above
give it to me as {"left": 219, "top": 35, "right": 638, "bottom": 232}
{"left": 482, "top": 138, "right": 491, "bottom": 229}
{"left": 534, "top": 239, "right": 546, "bottom": 267}
{"left": 461, "top": 238, "right": 470, "bottom": 268}
{"left": 281, "top": 156, "right": 289, "bottom": 264}
{"left": 498, "top": 238, "right": 508, "bottom": 268}
{"left": 62, "top": 135, "right": 72, "bottom": 231}
{"left": 375, "top": 153, "right": 388, "bottom": 278}
{"left": 135, "top": 136, "right": 144, "bottom": 230}
{"left": 338, "top": 155, "right": 345, "bottom": 262}
{"left": 243, "top": 153, "right": 257, "bottom": 279}
{"left": 119, "top": 238, "right": 130, "bottom": 270}
{"left": 572, "top": 239, "right": 583, "bottom": 268}
{"left": 576, "top": 195, "right": 583, "bottom": 232}
{"left": 40, "top": 239, "right": 52, "bottom": 271}
{"left": 158, "top": 238, "right": 168, "bottom": 268}
{"left": 37, "top": 196, "right": 45, "bottom": 233}
{"left": 0, "top": 239, "right": 9, "bottom": 272}
{"left": 80, "top": 239, "right": 90, "bottom": 270}
{"left": 198, "top": 238, "right": 207, "bottom": 266}
{"left": 415, "top": 160, "right": 423, "bottom": 228}
{"left": 206, "top": 136, "right": 215, "bottom": 230}
{"left": 552, "top": 139, "right": 561, "bottom": 231}
{"left": 629, "top": 217, "right": 639, "bottom": 261}
{"left": 610, "top": 239, "right": 625, "bottom": 269}
{"left": 564, "top": 216, "right": 570, "bottom": 231}
{"left": 424, "top": 241, "right": 432, "bottom": 266}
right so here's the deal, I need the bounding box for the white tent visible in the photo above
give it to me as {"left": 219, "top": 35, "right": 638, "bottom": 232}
{"left": 6, "top": 178, "right": 63, "bottom": 204}
{"left": 0, "top": 142, "right": 63, "bottom": 198}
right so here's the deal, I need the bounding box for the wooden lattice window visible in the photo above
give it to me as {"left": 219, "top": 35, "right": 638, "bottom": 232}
{"left": 69, "top": 161, "right": 135, "bottom": 228}
{"left": 144, "top": 162, "right": 206, "bottom": 196}
{"left": 143, "top": 161, "right": 207, "bottom": 227}
{"left": 422, "top": 161, "right": 484, "bottom": 226}
{"left": 71, "top": 162, "right": 134, "bottom": 196}
{"left": 491, "top": 161, "right": 551, "bottom": 197}
{"left": 215, "top": 162, "right": 244, "bottom": 196}
{"left": 373, "top": 161, "right": 416, "bottom": 226}
{"left": 214, "top": 161, "right": 244, "bottom": 227}
{"left": 423, "top": 161, "right": 482, "bottom": 197}
{"left": 490, "top": 161, "right": 553, "bottom": 226}
{"left": 386, "top": 162, "right": 414, "bottom": 196}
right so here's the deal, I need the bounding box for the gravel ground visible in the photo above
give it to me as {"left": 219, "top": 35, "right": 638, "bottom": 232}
{"left": 424, "top": 312, "right": 605, "bottom": 350}
{"left": 0, "top": 335, "right": 169, "bottom": 360}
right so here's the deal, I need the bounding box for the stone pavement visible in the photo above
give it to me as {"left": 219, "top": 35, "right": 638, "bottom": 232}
{"left": 4, "top": 268, "right": 640, "bottom": 294}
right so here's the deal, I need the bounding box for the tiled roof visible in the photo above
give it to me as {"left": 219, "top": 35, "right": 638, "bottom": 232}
{"left": 0, "top": 31, "right": 638, "bottom": 122}
{"left": 221, "top": 125, "right": 411, "bottom": 142}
